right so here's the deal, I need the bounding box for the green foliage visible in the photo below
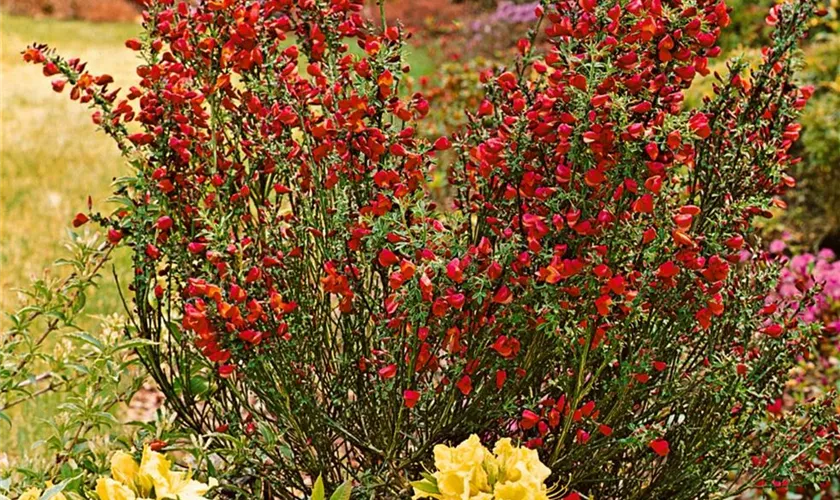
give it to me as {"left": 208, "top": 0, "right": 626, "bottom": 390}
{"left": 310, "top": 475, "right": 352, "bottom": 500}
{"left": 791, "top": 34, "right": 840, "bottom": 241}
{"left": 0, "top": 234, "right": 145, "bottom": 498}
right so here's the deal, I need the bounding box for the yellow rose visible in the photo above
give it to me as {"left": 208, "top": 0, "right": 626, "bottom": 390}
{"left": 96, "top": 478, "right": 137, "bottom": 500}
{"left": 18, "top": 487, "right": 41, "bottom": 500}
{"left": 111, "top": 451, "right": 140, "bottom": 488}
{"left": 138, "top": 447, "right": 172, "bottom": 498}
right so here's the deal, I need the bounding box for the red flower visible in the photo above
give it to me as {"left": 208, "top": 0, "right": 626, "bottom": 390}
{"left": 493, "top": 285, "right": 513, "bottom": 304}
{"left": 378, "top": 364, "right": 397, "bottom": 379}
{"left": 689, "top": 113, "right": 711, "bottom": 139}
{"left": 72, "top": 212, "right": 89, "bottom": 227}
{"left": 238, "top": 329, "right": 263, "bottom": 345}
{"left": 456, "top": 375, "right": 472, "bottom": 396}
{"left": 155, "top": 215, "right": 173, "bottom": 231}
{"left": 520, "top": 409, "right": 540, "bottom": 430}
{"left": 378, "top": 249, "right": 399, "bottom": 267}
{"left": 763, "top": 323, "right": 784, "bottom": 338}
{"left": 446, "top": 293, "right": 466, "bottom": 310}
{"left": 495, "top": 370, "right": 507, "bottom": 389}
{"left": 446, "top": 258, "right": 464, "bottom": 283}
{"left": 403, "top": 390, "right": 420, "bottom": 408}
{"left": 576, "top": 429, "right": 591, "bottom": 444}
{"left": 492, "top": 335, "right": 521, "bottom": 359}
{"left": 145, "top": 244, "right": 161, "bottom": 260}
{"left": 107, "top": 228, "right": 123, "bottom": 245}
{"left": 701, "top": 255, "right": 730, "bottom": 283}
{"left": 650, "top": 438, "right": 670, "bottom": 457}
{"left": 632, "top": 194, "right": 654, "bottom": 214}
{"left": 767, "top": 398, "right": 783, "bottom": 415}
{"left": 657, "top": 261, "right": 680, "bottom": 279}
{"left": 433, "top": 136, "right": 451, "bottom": 151}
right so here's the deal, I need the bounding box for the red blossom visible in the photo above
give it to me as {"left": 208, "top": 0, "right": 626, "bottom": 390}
{"left": 650, "top": 439, "right": 670, "bottom": 457}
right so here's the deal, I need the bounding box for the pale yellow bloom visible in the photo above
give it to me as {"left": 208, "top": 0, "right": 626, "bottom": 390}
{"left": 111, "top": 451, "right": 141, "bottom": 487}
{"left": 492, "top": 438, "right": 550, "bottom": 486}
{"left": 157, "top": 472, "right": 217, "bottom": 500}
{"left": 431, "top": 434, "right": 495, "bottom": 499}
{"left": 18, "top": 487, "right": 41, "bottom": 500}
{"left": 494, "top": 481, "right": 550, "bottom": 500}
{"left": 138, "top": 447, "right": 172, "bottom": 498}
{"left": 96, "top": 478, "right": 137, "bottom": 500}
{"left": 414, "top": 435, "right": 552, "bottom": 500}
{"left": 98, "top": 447, "right": 214, "bottom": 500}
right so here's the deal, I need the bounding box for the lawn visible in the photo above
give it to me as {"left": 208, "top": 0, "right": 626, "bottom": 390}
{"left": 1, "top": 13, "right": 139, "bottom": 316}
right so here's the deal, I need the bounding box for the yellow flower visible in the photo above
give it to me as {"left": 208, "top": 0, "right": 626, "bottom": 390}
{"left": 493, "top": 481, "right": 549, "bottom": 500}
{"left": 165, "top": 472, "right": 218, "bottom": 500}
{"left": 435, "top": 470, "right": 470, "bottom": 499}
{"left": 111, "top": 451, "right": 140, "bottom": 488}
{"left": 432, "top": 435, "right": 494, "bottom": 499}
{"left": 18, "top": 487, "right": 41, "bottom": 500}
{"left": 415, "top": 436, "right": 552, "bottom": 500}
{"left": 157, "top": 472, "right": 217, "bottom": 500}
{"left": 96, "top": 478, "right": 138, "bottom": 500}
{"left": 97, "top": 448, "right": 215, "bottom": 500}
{"left": 138, "top": 446, "right": 172, "bottom": 498}
{"left": 492, "top": 439, "right": 550, "bottom": 486}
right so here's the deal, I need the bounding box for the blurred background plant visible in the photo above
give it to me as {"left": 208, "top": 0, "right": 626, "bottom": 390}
{"left": 0, "top": 233, "right": 141, "bottom": 497}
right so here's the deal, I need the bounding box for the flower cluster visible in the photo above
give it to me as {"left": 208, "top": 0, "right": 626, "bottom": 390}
{"left": 412, "top": 435, "right": 553, "bottom": 500}
{"left": 769, "top": 244, "right": 840, "bottom": 331}
{"left": 95, "top": 447, "right": 215, "bottom": 500}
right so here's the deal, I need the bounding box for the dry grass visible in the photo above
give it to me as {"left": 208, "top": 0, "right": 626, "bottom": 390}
{"left": 1, "top": 13, "right": 139, "bottom": 314}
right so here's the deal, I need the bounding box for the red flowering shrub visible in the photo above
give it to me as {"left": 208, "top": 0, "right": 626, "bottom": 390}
{"left": 24, "top": 0, "right": 840, "bottom": 497}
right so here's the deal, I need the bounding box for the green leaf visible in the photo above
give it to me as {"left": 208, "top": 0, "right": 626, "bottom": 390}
{"left": 68, "top": 332, "right": 103, "bottom": 352}
{"left": 410, "top": 480, "right": 440, "bottom": 494}
{"left": 39, "top": 476, "right": 74, "bottom": 500}
{"left": 420, "top": 472, "right": 437, "bottom": 483}
{"left": 0, "top": 411, "right": 10, "bottom": 428}
{"left": 311, "top": 475, "right": 325, "bottom": 500}
{"left": 329, "top": 481, "right": 352, "bottom": 500}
